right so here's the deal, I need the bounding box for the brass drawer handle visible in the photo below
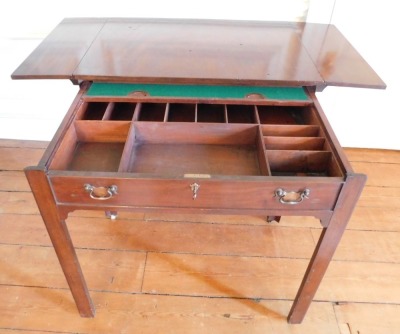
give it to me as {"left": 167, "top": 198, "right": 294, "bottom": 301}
{"left": 84, "top": 184, "right": 118, "bottom": 200}
{"left": 274, "top": 188, "right": 310, "bottom": 205}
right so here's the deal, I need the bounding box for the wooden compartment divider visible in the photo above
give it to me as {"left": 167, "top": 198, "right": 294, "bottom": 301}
{"left": 75, "top": 102, "right": 331, "bottom": 126}
{"left": 267, "top": 150, "right": 334, "bottom": 176}
{"left": 109, "top": 102, "right": 136, "bottom": 121}
{"left": 48, "top": 99, "right": 343, "bottom": 177}
{"left": 261, "top": 124, "right": 320, "bottom": 137}
{"left": 264, "top": 137, "right": 326, "bottom": 150}
{"left": 73, "top": 121, "right": 131, "bottom": 143}
{"left": 163, "top": 103, "right": 170, "bottom": 122}
{"left": 257, "top": 126, "right": 271, "bottom": 176}
{"left": 101, "top": 102, "right": 115, "bottom": 120}
{"left": 118, "top": 120, "right": 138, "bottom": 173}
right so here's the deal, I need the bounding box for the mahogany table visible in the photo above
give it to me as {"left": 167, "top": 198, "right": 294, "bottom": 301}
{"left": 12, "top": 18, "right": 385, "bottom": 324}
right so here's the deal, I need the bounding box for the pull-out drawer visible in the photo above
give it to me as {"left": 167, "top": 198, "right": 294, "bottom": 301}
{"left": 45, "top": 84, "right": 345, "bottom": 213}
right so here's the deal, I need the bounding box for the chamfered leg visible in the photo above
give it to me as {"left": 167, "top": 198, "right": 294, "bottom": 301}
{"left": 287, "top": 174, "right": 366, "bottom": 324}
{"left": 25, "top": 167, "right": 95, "bottom": 317}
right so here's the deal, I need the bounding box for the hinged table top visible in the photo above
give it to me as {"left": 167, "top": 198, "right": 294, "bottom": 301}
{"left": 11, "top": 18, "right": 385, "bottom": 90}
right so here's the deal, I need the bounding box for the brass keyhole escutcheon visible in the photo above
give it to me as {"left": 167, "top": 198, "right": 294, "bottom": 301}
{"left": 190, "top": 183, "right": 200, "bottom": 200}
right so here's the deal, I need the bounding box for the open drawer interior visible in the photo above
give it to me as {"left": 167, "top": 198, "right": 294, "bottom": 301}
{"left": 49, "top": 96, "right": 344, "bottom": 178}
{"left": 123, "top": 123, "right": 267, "bottom": 176}
{"left": 49, "top": 121, "right": 268, "bottom": 177}
{"left": 49, "top": 120, "right": 131, "bottom": 172}
{"left": 262, "top": 124, "right": 342, "bottom": 177}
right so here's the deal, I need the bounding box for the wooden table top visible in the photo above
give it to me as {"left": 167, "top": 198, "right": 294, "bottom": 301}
{"left": 11, "top": 18, "right": 385, "bottom": 90}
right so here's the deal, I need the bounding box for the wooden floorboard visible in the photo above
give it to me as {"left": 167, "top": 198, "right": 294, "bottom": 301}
{"left": 0, "top": 139, "right": 399, "bottom": 333}
{"left": 0, "top": 286, "right": 340, "bottom": 334}
{"left": 334, "top": 303, "right": 400, "bottom": 334}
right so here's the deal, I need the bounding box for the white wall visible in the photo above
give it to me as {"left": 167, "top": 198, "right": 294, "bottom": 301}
{"left": 316, "top": 0, "right": 398, "bottom": 150}
{"left": 1, "top": 0, "right": 397, "bottom": 149}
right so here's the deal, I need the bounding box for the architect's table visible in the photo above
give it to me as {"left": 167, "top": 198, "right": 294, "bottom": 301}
{"left": 12, "top": 18, "right": 385, "bottom": 324}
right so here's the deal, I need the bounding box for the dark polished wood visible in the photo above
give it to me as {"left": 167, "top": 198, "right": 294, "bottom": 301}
{"left": 24, "top": 167, "right": 95, "bottom": 317}
{"left": 11, "top": 18, "right": 384, "bottom": 325}
{"left": 288, "top": 173, "right": 367, "bottom": 323}
{"left": 299, "top": 23, "right": 386, "bottom": 89}
{"left": 73, "top": 19, "right": 322, "bottom": 86}
{"left": 11, "top": 18, "right": 107, "bottom": 80}
{"left": 12, "top": 18, "right": 385, "bottom": 89}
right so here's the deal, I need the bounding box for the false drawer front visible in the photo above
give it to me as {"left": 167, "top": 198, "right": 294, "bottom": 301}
{"left": 49, "top": 175, "right": 342, "bottom": 211}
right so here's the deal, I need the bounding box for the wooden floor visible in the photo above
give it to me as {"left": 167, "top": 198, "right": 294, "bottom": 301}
{"left": 0, "top": 139, "right": 399, "bottom": 334}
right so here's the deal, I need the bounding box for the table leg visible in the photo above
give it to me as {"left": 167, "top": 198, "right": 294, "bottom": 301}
{"left": 267, "top": 216, "right": 281, "bottom": 223}
{"left": 25, "top": 167, "right": 95, "bottom": 317}
{"left": 287, "top": 174, "right": 366, "bottom": 324}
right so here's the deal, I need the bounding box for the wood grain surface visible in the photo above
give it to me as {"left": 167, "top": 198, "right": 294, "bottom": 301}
{"left": 11, "top": 18, "right": 385, "bottom": 89}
